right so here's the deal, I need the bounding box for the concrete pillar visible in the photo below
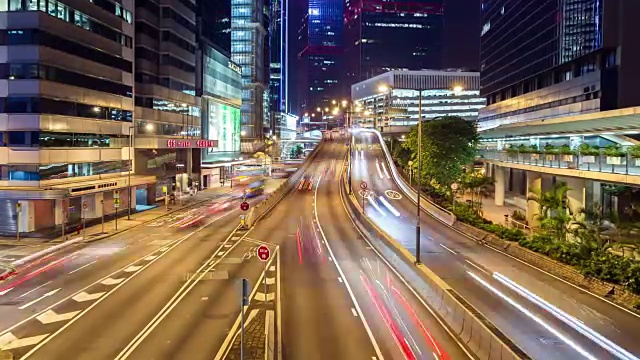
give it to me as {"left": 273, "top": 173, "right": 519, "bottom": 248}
{"left": 54, "top": 199, "right": 64, "bottom": 225}
{"left": 494, "top": 165, "right": 506, "bottom": 206}
{"left": 526, "top": 171, "right": 542, "bottom": 226}
{"left": 561, "top": 176, "right": 586, "bottom": 215}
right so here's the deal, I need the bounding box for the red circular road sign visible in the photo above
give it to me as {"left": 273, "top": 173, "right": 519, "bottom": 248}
{"left": 360, "top": 181, "right": 368, "bottom": 190}
{"left": 257, "top": 245, "right": 270, "bottom": 262}
{"left": 240, "top": 202, "right": 250, "bottom": 211}
{"left": 82, "top": 201, "right": 88, "bottom": 209}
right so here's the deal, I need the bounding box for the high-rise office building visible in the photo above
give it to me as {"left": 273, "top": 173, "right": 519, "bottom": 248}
{"left": 344, "top": 0, "right": 444, "bottom": 85}
{"left": 479, "top": 0, "right": 640, "bottom": 130}
{"left": 269, "top": 0, "right": 288, "bottom": 137}
{"left": 134, "top": 0, "right": 203, "bottom": 197}
{"left": 231, "top": 0, "right": 267, "bottom": 141}
{"left": 0, "top": 0, "right": 140, "bottom": 234}
{"left": 293, "top": 0, "right": 344, "bottom": 114}
{"left": 197, "top": 0, "right": 232, "bottom": 53}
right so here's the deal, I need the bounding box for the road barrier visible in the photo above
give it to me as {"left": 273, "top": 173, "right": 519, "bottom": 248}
{"left": 364, "top": 129, "right": 456, "bottom": 226}
{"left": 339, "top": 168, "right": 527, "bottom": 360}
{"left": 245, "top": 142, "right": 324, "bottom": 227}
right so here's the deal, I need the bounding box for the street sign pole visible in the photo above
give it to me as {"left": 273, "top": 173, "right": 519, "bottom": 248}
{"left": 82, "top": 206, "right": 86, "bottom": 240}
{"left": 240, "top": 278, "right": 251, "bottom": 360}
{"left": 16, "top": 203, "right": 21, "bottom": 241}
{"left": 101, "top": 199, "right": 105, "bottom": 233}
{"left": 257, "top": 245, "right": 270, "bottom": 300}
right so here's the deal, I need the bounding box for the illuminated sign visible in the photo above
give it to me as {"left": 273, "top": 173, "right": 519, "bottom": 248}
{"left": 228, "top": 61, "right": 241, "bottom": 74}
{"left": 167, "top": 139, "right": 218, "bottom": 148}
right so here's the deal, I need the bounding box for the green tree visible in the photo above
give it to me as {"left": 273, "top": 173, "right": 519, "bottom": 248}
{"left": 459, "top": 171, "right": 493, "bottom": 214}
{"left": 403, "top": 116, "right": 479, "bottom": 193}
{"left": 289, "top": 144, "right": 303, "bottom": 159}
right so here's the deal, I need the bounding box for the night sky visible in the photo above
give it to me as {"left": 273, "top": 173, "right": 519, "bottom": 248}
{"left": 443, "top": 0, "right": 481, "bottom": 70}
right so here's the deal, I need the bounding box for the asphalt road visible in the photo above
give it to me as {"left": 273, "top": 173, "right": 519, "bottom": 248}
{"left": 352, "top": 131, "right": 640, "bottom": 360}
{"left": 0, "top": 188, "right": 275, "bottom": 359}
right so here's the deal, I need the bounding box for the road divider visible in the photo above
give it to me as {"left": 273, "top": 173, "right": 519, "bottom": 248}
{"left": 338, "top": 161, "right": 528, "bottom": 360}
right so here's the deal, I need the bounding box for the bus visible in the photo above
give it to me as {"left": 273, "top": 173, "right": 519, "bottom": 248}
{"left": 233, "top": 167, "right": 266, "bottom": 198}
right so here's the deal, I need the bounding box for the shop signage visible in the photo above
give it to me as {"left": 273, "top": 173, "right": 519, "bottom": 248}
{"left": 167, "top": 139, "right": 219, "bottom": 148}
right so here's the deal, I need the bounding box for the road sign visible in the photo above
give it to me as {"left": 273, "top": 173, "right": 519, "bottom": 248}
{"left": 256, "top": 245, "right": 270, "bottom": 262}
{"left": 451, "top": 183, "right": 459, "bottom": 191}
{"left": 114, "top": 190, "right": 120, "bottom": 199}
{"left": 16, "top": 203, "right": 21, "bottom": 212}
{"left": 240, "top": 202, "right": 250, "bottom": 211}
{"left": 82, "top": 201, "right": 88, "bottom": 210}
{"left": 114, "top": 198, "right": 120, "bottom": 208}
{"left": 162, "top": 186, "right": 167, "bottom": 194}
{"left": 360, "top": 181, "right": 368, "bottom": 190}
{"left": 408, "top": 160, "right": 414, "bottom": 166}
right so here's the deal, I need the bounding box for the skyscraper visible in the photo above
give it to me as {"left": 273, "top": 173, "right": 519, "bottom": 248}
{"left": 197, "top": 0, "right": 232, "bottom": 53}
{"left": 293, "top": 0, "right": 344, "bottom": 114}
{"left": 232, "top": 0, "right": 267, "bottom": 140}
{"left": 0, "top": 0, "right": 137, "bottom": 234}
{"left": 478, "top": 0, "right": 640, "bottom": 130}
{"left": 344, "top": 0, "right": 444, "bottom": 85}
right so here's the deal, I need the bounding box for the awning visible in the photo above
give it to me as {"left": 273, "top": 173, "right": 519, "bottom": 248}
{"left": 479, "top": 106, "right": 640, "bottom": 139}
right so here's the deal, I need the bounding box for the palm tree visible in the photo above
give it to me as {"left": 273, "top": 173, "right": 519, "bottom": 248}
{"left": 460, "top": 172, "right": 493, "bottom": 214}
{"left": 527, "top": 182, "right": 576, "bottom": 241}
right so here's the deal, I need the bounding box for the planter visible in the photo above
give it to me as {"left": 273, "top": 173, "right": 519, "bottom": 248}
{"left": 561, "top": 154, "right": 574, "bottom": 162}
{"left": 530, "top": 153, "right": 540, "bottom": 160}
{"left": 635, "top": 158, "right": 640, "bottom": 167}
{"left": 606, "top": 156, "right": 622, "bottom": 165}
{"left": 581, "top": 155, "right": 596, "bottom": 163}
{"left": 545, "top": 154, "right": 556, "bottom": 161}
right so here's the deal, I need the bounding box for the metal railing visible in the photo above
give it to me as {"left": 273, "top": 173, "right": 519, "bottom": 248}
{"left": 479, "top": 149, "right": 640, "bottom": 176}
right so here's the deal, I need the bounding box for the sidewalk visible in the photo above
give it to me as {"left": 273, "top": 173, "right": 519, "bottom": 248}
{"left": 0, "top": 186, "right": 234, "bottom": 267}
{"left": 457, "top": 191, "right": 523, "bottom": 226}
{"left": 0, "top": 177, "right": 287, "bottom": 268}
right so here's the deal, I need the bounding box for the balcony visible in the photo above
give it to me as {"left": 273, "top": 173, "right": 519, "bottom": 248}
{"left": 478, "top": 149, "right": 640, "bottom": 185}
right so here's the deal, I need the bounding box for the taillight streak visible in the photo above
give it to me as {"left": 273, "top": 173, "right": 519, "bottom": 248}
{"left": 361, "top": 274, "right": 416, "bottom": 360}
{"left": 0, "top": 254, "right": 75, "bottom": 292}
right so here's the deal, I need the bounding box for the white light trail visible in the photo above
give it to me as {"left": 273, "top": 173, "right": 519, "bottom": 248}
{"left": 493, "top": 272, "right": 638, "bottom": 360}
{"left": 467, "top": 271, "right": 598, "bottom": 360}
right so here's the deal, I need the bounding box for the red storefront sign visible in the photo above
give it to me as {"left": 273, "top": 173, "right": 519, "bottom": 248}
{"left": 167, "top": 139, "right": 218, "bottom": 148}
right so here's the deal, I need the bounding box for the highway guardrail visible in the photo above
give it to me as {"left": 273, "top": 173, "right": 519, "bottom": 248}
{"left": 364, "top": 129, "right": 457, "bottom": 226}
{"left": 339, "top": 165, "right": 528, "bottom": 360}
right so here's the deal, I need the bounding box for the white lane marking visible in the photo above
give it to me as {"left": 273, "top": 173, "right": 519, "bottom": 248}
{"left": 313, "top": 174, "right": 385, "bottom": 360}
{"left": 338, "top": 277, "right": 343, "bottom": 283}
{"left": 351, "top": 308, "right": 358, "bottom": 317}
{"left": 224, "top": 243, "right": 232, "bottom": 248}
{"left": 123, "top": 265, "right": 142, "bottom": 272}
{"left": 17, "top": 281, "right": 52, "bottom": 299}
{"left": 3, "top": 218, "right": 232, "bottom": 357}
{"left": 36, "top": 310, "right": 81, "bottom": 324}
{"left": 18, "top": 289, "right": 61, "bottom": 310}
{"left": 159, "top": 247, "right": 170, "bottom": 252}
{"left": 143, "top": 255, "right": 157, "bottom": 261}
{"left": 115, "top": 228, "right": 246, "bottom": 360}
{"left": 254, "top": 292, "right": 275, "bottom": 302}
{"left": 375, "top": 160, "right": 384, "bottom": 179}
{"left": 72, "top": 291, "right": 105, "bottom": 302}
{"left": 381, "top": 162, "right": 391, "bottom": 179}
{"left": 0, "top": 332, "right": 48, "bottom": 351}
{"left": 68, "top": 260, "right": 97, "bottom": 274}
{"left": 0, "top": 288, "right": 13, "bottom": 296}
{"left": 468, "top": 271, "right": 598, "bottom": 360}
{"left": 439, "top": 244, "right": 456, "bottom": 255}
{"left": 338, "top": 171, "right": 475, "bottom": 359}
{"left": 101, "top": 278, "right": 125, "bottom": 286}
{"left": 217, "top": 251, "right": 226, "bottom": 256}
{"left": 465, "top": 260, "right": 488, "bottom": 275}
{"left": 265, "top": 277, "right": 276, "bottom": 285}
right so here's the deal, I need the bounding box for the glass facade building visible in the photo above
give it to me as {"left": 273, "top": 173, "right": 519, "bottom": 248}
{"left": 200, "top": 44, "right": 242, "bottom": 160}
{"left": 344, "top": 0, "right": 444, "bottom": 84}
{"left": 231, "top": 0, "right": 267, "bottom": 139}
{"left": 294, "top": 0, "right": 344, "bottom": 114}
{"left": 477, "top": 0, "right": 640, "bottom": 130}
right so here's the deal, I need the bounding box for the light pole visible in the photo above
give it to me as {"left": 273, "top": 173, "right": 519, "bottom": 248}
{"left": 127, "top": 125, "right": 134, "bottom": 220}
{"left": 416, "top": 89, "right": 423, "bottom": 265}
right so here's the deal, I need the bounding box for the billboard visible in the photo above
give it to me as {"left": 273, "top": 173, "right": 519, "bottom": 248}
{"left": 207, "top": 101, "right": 241, "bottom": 153}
